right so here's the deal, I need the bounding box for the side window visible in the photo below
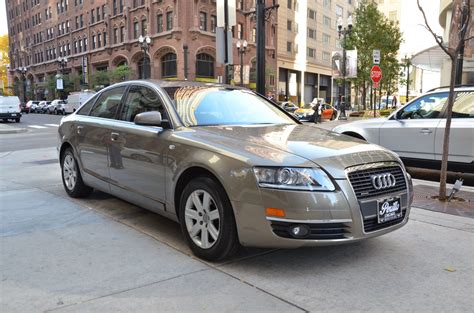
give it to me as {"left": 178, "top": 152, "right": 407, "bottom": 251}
{"left": 398, "top": 92, "right": 448, "bottom": 119}
{"left": 75, "top": 96, "right": 96, "bottom": 115}
{"left": 89, "top": 86, "right": 126, "bottom": 118}
{"left": 452, "top": 91, "right": 474, "bottom": 118}
{"left": 119, "top": 86, "right": 168, "bottom": 122}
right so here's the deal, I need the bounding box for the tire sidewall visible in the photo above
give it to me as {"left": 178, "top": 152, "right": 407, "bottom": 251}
{"left": 179, "top": 177, "right": 238, "bottom": 261}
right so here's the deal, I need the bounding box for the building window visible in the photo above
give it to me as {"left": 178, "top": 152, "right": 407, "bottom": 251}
{"left": 252, "top": 27, "right": 256, "bottom": 42}
{"left": 103, "top": 32, "right": 107, "bottom": 45}
{"left": 287, "top": 0, "right": 291, "bottom": 9}
{"left": 92, "top": 34, "right": 96, "bottom": 49}
{"left": 166, "top": 12, "right": 173, "bottom": 31}
{"left": 96, "top": 8, "right": 100, "bottom": 22}
{"left": 322, "top": 51, "right": 331, "bottom": 62}
{"left": 323, "top": 0, "right": 331, "bottom": 8}
{"left": 157, "top": 14, "right": 163, "bottom": 33}
{"left": 286, "top": 41, "right": 292, "bottom": 52}
{"left": 323, "top": 15, "right": 331, "bottom": 28}
{"left": 308, "top": 9, "right": 316, "bottom": 20}
{"left": 196, "top": 53, "right": 214, "bottom": 78}
{"left": 322, "top": 33, "right": 330, "bottom": 44}
{"left": 133, "top": 21, "right": 139, "bottom": 39}
{"left": 120, "top": 26, "right": 125, "bottom": 42}
{"left": 141, "top": 19, "right": 147, "bottom": 35}
{"left": 120, "top": 0, "right": 124, "bottom": 13}
{"left": 287, "top": 20, "right": 292, "bottom": 31}
{"left": 113, "top": 0, "right": 117, "bottom": 15}
{"left": 199, "top": 12, "right": 207, "bottom": 31}
{"left": 114, "top": 28, "right": 118, "bottom": 44}
{"left": 91, "top": 9, "right": 95, "bottom": 23}
{"left": 161, "top": 53, "right": 177, "bottom": 78}
{"left": 307, "top": 47, "right": 315, "bottom": 58}
{"left": 308, "top": 28, "right": 316, "bottom": 39}
{"left": 97, "top": 33, "right": 101, "bottom": 47}
{"left": 210, "top": 15, "right": 217, "bottom": 33}
{"left": 237, "top": 23, "right": 243, "bottom": 39}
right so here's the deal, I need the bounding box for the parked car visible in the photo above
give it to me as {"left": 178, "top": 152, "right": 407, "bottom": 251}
{"left": 65, "top": 91, "right": 96, "bottom": 114}
{"left": 0, "top": 96, "right": 22, "bottom": 122}
{"left": 26, "top": 100, "right": 40, "bottom": 113}
{"left": 332, "top": 85, "right": 474, "bottom": 172}
{"left": 295, "top": 102, "right": 338, "bottom": 121}
{"left": 279, "top": 101, "right": 299, "bottom": 113}
{"left": 20, "top": 102, "right": 29, "bottom": 113}
{"left": 37, "top": 101, "right": 51, "bottom": 113}
{"left": 58, "top": 80, "right": 413, "bottom": 261}
{"left": 47, "top": 99, "right": 67, "bottom": 114}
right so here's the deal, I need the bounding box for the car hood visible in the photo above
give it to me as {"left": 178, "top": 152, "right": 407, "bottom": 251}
{"left": 184, "top": 124, "right": 400, "bottom": 179}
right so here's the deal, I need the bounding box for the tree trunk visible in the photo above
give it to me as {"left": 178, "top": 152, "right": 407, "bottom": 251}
{"left": 362, "top": 84, "right": 367, "bottom": 110}
{"left": 439, "top": 56, "right": 458, "bottom": 200}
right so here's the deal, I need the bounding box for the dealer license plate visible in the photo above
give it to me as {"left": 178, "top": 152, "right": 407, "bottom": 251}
{"left": 377, "top": 197, "right": 402, "bottom": 223}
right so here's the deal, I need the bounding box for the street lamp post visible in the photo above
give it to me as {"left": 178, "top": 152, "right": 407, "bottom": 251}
{"left": 57, "top": 57, "right": 68, "bottom": 100}
{"left": 18, "top": 67, "right": 27, "bottom": 104}
{"left": 138, "top": 35, "right": 151, "bottom": 79}
{"left": 337, "top": 15, "right": 353, "bottom": 120}
{"left": 236, "top": 40, "right": 248, "bottom": 86}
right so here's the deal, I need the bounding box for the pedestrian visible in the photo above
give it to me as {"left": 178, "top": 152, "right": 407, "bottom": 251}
{"left": 313, "top": 102, "right": 321, "bottom": 124}
{"left": 393, "top": 95, "right": 398, "bottom": 108}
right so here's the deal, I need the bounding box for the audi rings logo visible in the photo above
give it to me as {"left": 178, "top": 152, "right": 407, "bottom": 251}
{"left": 371, "top": 173, "right": 397, "bottom": 190}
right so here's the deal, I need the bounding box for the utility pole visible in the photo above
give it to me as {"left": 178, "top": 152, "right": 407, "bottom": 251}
{"left": 224, "top": 0, "right": 230, "bottom": 84}
{"left": 455, "top": 0, "right": 469, "bottom": 84}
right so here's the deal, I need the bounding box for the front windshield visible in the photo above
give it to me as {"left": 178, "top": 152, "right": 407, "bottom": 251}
{"left": 164, "top": 86, "right": 296, "bottom": 127}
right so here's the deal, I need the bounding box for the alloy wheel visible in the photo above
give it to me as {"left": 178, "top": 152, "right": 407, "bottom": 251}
{"left": 184, "top": 189, "right": 221, "bottom": 249}
{"left": 63, "top": 154, "right": 78, "bottom": 191}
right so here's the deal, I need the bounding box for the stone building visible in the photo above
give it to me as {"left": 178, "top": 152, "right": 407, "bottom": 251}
{"left": 6, "top": 0, "right": 278, "bottom": 100}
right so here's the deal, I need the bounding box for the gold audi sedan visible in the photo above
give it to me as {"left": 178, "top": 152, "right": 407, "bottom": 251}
{"left": 58, "top": 80, "right": 413, "bottom": 261}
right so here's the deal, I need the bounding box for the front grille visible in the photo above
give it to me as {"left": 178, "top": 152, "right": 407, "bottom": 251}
{"left": 271, "top": 221, "right": 350, "bottom": 240}
{"left": 348, "top": 165, "right": 407, "bottom": 200}
{"left": 364, "top": 210, "right": 406, "bottom": 232}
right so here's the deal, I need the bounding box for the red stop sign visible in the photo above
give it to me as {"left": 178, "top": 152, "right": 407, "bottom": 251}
{"left": 370, "top": 65, "right": 382, "bottom": 83}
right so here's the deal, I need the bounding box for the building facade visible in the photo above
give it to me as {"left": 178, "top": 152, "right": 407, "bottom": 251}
{"left": 6, "top": 0, "right": 277, "bottom": 100}
{"left": 277, "top": 0, "right": 357, "bottom": 105}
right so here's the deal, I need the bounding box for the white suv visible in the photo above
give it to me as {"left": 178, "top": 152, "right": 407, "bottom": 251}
{"left": 333, "top": 86, "right": 474, "bottom": 172}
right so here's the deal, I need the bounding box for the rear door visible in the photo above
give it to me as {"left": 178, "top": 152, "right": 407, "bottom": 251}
{"left": 74, "top": 86, "right": 127, "bottom": 190}
{"left": 108, "top": 84, "right": 170, "bottom": 207}
{"left": 379, "top": 92, "right": 448, "bottom": 160}
{"left": 435, "top": 90, "right": 474, "bottom": 166}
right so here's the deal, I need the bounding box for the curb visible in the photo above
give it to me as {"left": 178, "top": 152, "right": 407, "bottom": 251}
{"left": 0, "top": 128, "right": 28, "bottom": 134}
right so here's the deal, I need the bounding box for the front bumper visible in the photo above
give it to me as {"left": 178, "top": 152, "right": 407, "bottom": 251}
{"left": 233, "top": 178, "right": 411, "bottom": 249}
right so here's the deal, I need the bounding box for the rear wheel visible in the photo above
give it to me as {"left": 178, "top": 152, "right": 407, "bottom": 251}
{"left": 61, "top": 148, "right": 93, "bottom": 198}
{"left": 179, "top": 177, "right": 239, "bottom": 261}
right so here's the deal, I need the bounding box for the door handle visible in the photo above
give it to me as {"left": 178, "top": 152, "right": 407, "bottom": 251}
{"left": 420, "top": 128, "right": 433, "bottom": 134}
{"left": 110, "top": 132, "right": 120, "bottom": 141}
{"left": 77, "top": 125, "right": 84, "bottom": 134}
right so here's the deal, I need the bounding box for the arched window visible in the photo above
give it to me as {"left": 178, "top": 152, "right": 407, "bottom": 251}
{"left": 196, "top": 53, "right": 214, "bottom": 78}
{"left": 161, "top": 53, "right": 177, "bottom": 78}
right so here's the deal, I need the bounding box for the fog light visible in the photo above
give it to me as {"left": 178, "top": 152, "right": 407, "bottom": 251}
{"left": 290, "top": 224, "right": 310, "bottom": 238}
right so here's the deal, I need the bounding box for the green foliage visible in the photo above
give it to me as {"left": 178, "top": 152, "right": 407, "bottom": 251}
{"left": 110, "top": 64, "right": 133, "bottom": 83}
{"left": 92, "top": 70, "right": 110, "bottom": 87}
{"left": 345, "top": 0, "right": 403, "bottom": 101}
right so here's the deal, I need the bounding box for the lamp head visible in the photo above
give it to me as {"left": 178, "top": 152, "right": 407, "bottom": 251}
{"left": 145, "top": 35, "right": 151, "bottom": 44}
{"left": 337, "top": 16, "right": 343, "bottom": 31}
{"left": 348, "top": 15, "right": 353, "bottom": 30}
{"left": 138, "top": 35, "right": 144, "bottom": 43}
{"left": 236, "top": 40, "right": 241, "bottom": 49}
{"left": 243, "top": 40, "right": 248, "bottom": 48}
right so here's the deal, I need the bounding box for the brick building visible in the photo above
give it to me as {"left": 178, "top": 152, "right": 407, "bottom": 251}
{"left": 6, "top": 0, "right": 278, "bottom": 100}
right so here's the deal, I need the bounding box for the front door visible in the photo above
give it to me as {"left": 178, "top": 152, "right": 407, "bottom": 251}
{"left": 109, "top": 85, "right": 170, "bottom": 206}
{"left": 75, "top": 86, "right": 126, "bottom": 190}
{"left": 379, "top": 92, "right": 448, "bottom": 160}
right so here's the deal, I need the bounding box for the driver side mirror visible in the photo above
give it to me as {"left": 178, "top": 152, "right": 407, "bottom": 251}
{"left": 134, "top": 111, "right": 162, "bottom": 126}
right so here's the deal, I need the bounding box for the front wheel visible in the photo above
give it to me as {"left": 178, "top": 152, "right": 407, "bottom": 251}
{"left": 61, "top": 148, "right": 93, "bottom": 198}
{"left": 179, "top": 177, "right": 239, "bottom": 261}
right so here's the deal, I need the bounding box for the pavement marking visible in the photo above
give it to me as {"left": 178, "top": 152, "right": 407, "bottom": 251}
{"left": 44, "top": 124, "right": 59, "bottom": 127}
{"left": 28, "top": 125, "right": 48, "bottom": 129}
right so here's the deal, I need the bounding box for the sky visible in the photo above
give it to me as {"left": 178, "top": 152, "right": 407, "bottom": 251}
{"left": 0, "top": 1, "right": 7, "bottom": 36}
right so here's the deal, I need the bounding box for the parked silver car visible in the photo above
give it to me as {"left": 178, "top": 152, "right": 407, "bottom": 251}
{"left": 333, "top": 86, "right": 474, "bottom": 173}
{"left": 58, "top": 80, "right": 413, "bottom": 261}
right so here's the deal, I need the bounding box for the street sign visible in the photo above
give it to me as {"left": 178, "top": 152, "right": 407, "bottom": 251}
{"left": 370, "top": 65, "right": 382, "bottom": 83}
{"left": 373, "top": 49, "right": 380, "bottom": 64}
{"left": 216, "top": 27, "right": 233, "bottom": 64}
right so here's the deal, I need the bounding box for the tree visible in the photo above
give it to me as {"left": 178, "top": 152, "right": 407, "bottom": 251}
{"left": 0, "top": 35, "right": 10, "bottom": 95}
{"left": 92, "top": 70, "right": 110, "bottom": 88}
{"left": 417, "top": 0, "right": 472, "bottom": 200}
{"left": 110, "top": 64, "right": 133, "bottom": 83}
{"left": 345, "top": 0, "right": 403, "bottom": 110}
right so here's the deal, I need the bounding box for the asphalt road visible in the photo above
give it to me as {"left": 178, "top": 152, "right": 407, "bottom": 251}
{"left": 1, "top": 114, "right": 473, "bottom": 312}
{"left": 0, "top": 113, "right": 62, "bottom": 152}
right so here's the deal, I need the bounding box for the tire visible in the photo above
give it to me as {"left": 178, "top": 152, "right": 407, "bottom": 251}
{"left": 54, "top": 109, "right": 58, "bottom": 115}
{"left": 179, "top": 177, "right": 239, "bottom": 261}
{"left": 331, "top": 112, "right": 337, "bottom": 120}
{"left": 15, "top": 118, "right": 20, "bottom": 123}
{"left": 61, "top": 148, "right": 93, "bottom": 198}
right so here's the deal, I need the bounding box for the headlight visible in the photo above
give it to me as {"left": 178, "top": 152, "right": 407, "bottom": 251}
{"left": 253, "top": 167, "right": 335, "bottom": 191}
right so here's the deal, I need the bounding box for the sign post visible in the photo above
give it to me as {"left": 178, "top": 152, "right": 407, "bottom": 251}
{"left": 370, "top": 65, "right": 382, "bottom": 117}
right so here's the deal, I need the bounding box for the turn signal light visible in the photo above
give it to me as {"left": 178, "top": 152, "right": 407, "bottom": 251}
{"left": 265, "top": 208, "right": 285, "bottom": 217}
